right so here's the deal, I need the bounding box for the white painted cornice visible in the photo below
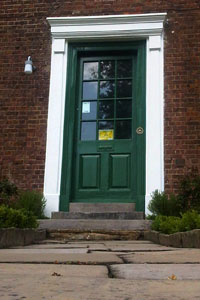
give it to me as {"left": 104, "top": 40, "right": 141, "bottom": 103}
{"left": 47, "top": 13, "right": 167, "bottom": 39}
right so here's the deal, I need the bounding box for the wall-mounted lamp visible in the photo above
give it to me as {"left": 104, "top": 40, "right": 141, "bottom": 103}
{"left": 24, "top": 56, "right": 36, "bottom": 74}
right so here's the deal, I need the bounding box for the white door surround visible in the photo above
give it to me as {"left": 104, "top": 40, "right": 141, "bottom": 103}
{"left": 44, "top": 13, "right": 166, "bottom": 216}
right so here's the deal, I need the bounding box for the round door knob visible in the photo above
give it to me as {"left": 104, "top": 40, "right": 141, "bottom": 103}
{"left": 136, "top": 127, "right": 144, "bottom": 135}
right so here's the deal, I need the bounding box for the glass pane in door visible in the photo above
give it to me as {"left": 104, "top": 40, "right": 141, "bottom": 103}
{"left": 80, "top": 58, "right": 134, "bottom": 141}
{"left": 83, "top": 62, "right": 98, "bottom": 80}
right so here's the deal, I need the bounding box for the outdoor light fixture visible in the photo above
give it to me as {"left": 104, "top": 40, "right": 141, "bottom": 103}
{"left": 24, "top": 56, "right": 36, "bottom": 74}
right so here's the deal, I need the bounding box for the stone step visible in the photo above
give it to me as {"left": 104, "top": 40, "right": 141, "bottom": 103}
{"left": 45, "top": 229, "right": 145, "bottom": 241}
{"left": 39, "top": 219, "right": 151, "bottom": 231}
{"left": 69, "top": 203, "right": 136, "bottom": 213}
{"left": 51, "top": 212, "right": 144, "bottom": 220}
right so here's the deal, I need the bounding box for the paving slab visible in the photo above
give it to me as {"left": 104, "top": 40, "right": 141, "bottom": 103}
{"left": 91, "top": 251, "right": 128, "bottom": 255}
{"left": 67, "top": 241, "right": 107, "bottom": 244}
{"left": 2, "top": 248, "right": 88, "bottom": 254}
{"left": 66, "top": 242, "right": 108, "bottom": 250}
{"left": 66, "top": 240, "right": 153, "bottom": 246}
{"left": 19, "top": 243, "right": 88, "bottom": 249}
{"left": 103, "top": 240, "right": 154, "bottom": 245}
{"left": 0, "top": 250, "right": 122, "bottom": 264}
{"left": 111, "top": 264, "right": 200, "bottom": 280}
{"left": 0, "top": 275, "right": 200, "bottom": 300}
{"left": 87, "top": 243, "right": 109, "bottom": 251}
{"left": 107, "top": 243, "right": 176, "bottom": 252}
{"left": 26, "top": 243, "right": 109, "bottom": 251}
{"left": 0, "top": 240, "right": 200, "bottom": 299}
{"left": 122, "top": 249, "right": 200, "bottom": 264}
{"left": 37, "top": 239, "right": 66, "bottom": 244}
{"left": 0, "top": 263, "right": 108, "bottom": 278}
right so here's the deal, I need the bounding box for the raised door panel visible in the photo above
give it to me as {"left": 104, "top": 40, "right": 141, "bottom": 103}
{"left": 109, "top": 154, "right": 130, "bottom": 189}
{"left": 79, "top": 155, "right": 100, "bottom": 189}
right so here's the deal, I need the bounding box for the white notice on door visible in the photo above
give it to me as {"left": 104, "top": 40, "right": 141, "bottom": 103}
{"left": 82, "top": 102, "right": 90, "bottom": 113}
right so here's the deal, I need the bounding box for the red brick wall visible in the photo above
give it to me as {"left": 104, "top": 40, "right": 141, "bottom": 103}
{"left": 0, "top": 0, "right": 200, "bottom": 193}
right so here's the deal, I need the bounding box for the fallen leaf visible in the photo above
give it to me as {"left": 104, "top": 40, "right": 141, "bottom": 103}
{"left": 168, "top": 274, "right": 177, "bottom": 280}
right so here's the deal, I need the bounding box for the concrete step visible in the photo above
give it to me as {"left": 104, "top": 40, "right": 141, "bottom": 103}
{"left": 39, "top": 219, "right": 151, "bottom": 231}
{"left": 51, "top": 212, "right": 144, "bottom": 220}
{"left": 69, "top": 203, "right": 136, "bottom": 213}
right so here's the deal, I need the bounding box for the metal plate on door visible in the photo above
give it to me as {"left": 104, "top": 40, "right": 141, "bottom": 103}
{"left": 136, "top": 127, "right": 144, "bottom": 135}
{"left": 97, "top": 144, "right": 113, "bottom": 152}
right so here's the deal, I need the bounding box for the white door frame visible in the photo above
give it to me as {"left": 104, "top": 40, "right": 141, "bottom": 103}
{"left": 44, "top": 13, "right": 166, "bottom": 216}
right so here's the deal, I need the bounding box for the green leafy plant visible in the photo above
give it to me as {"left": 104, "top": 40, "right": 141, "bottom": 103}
{"left": 179, "top": 210, "right": 200, "bottom": 232}
{"left": 146, "top": 214, "right": 156, "bottom": 220}
{"left": 0, "top": 179, "right": 46, "bottom": 219}
{"left": 148, "top": 190, "right": 180, "bottom": 217}
{"left": 0, "top": 205, "right": 38, "bottom": 228}
{"left": 0, "top": 179, "right": 18, "bottom": 207}
{"left": 16, "top": 190, "right": 46, "bottom": 219}
{"left": 151, "top": 215, "right": 181, "bottom": 234}
{"left": 151, "top": 210, "right": 200, "bottom": 234}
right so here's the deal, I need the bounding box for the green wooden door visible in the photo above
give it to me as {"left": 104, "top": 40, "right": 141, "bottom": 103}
{"left": 60, "top": 42, "right": 146, "bottom": 212}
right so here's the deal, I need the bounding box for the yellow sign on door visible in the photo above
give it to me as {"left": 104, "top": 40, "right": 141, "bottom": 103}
{"left": 98, "top": 130, "right": 114, "bottom": 140}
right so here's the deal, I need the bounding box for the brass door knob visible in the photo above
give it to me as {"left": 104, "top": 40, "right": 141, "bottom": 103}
{"left": 136, "top": 127, "right": 144, "bottom": 135}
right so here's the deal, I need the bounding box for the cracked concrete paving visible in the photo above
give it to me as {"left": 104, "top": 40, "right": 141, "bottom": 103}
{"left": 0, "top": 240, "right": 200, "bottom": 299}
